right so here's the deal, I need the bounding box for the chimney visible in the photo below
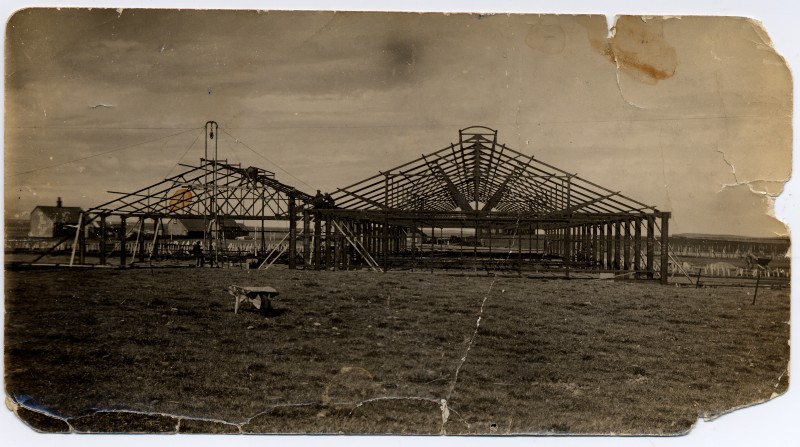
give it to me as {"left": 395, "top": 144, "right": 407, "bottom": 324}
{"left": 57, "top": 197, "right": 62, "bottom": 208}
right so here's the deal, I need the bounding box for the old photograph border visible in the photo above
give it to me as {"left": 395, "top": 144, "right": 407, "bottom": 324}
{"left": 2, "top": 0, "right": 798, "bottom": 446}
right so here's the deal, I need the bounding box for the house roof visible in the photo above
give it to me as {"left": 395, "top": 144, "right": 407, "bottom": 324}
{"left": 173, "top": 218, "right": 249, "bottom": 233}
{"left": 175, "top": 219, "right": 206, "bottom": 233}
{"left": 32, "top": 206, "right": 83, "bottom": 224}
{"left": 220, "top": 218, "right": 249, "bottom": 231}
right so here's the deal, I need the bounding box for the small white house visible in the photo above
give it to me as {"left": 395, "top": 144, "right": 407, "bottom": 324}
{"left": 29, "top": 198, "right": 84, "bottom": 238}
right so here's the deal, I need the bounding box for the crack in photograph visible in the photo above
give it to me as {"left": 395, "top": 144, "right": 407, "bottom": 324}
{"left": 3, "top": 6, "right": 793, "bottom": 438}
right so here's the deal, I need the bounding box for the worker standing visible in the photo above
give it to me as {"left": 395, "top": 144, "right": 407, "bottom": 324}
{"left": 192, "top": 241, "right": 204, "bottom": 267}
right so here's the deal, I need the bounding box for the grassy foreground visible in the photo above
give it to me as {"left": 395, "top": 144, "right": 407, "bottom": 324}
{"left": 4, "top": 266, "right": 790, "bottom": 434}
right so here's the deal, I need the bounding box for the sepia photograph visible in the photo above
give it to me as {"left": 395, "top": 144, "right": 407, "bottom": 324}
{"left": 2, "top": 0, "right": 796, "bottom": 442}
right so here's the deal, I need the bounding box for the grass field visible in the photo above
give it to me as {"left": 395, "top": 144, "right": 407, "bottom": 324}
{"left": 3, "top": 266, "right": 790, "bottom": 434}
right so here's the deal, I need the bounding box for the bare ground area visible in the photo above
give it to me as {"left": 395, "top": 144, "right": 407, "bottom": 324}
{"left": 3, "top": 266, "right": 790, "bottom": 435}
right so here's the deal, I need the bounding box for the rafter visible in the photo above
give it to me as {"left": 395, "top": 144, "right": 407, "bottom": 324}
{"left": 331, "top": 126, "right": 657, "bottom": 217}
{"left": 87, "top": 160, "right": 312, "bottom": 220}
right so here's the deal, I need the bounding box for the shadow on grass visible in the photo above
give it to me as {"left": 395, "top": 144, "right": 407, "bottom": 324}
{"left": 237, "top": 307, "right": 289, "bottom": 318}
{"left": 264, "top": 308, "right": 289, "bottom": 318}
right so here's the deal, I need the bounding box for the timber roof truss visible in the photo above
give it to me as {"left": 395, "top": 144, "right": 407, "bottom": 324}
{"left": 88, "top": 160, "right": 313, "bottom": 220}
{"left": 331, "top": 126, "right": 657, "bottom": 217}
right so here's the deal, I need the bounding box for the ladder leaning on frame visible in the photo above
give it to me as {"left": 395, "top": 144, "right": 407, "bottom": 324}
{"left": 258, "top": 231, "right": 305, "bottom": 270}
{"left": 330, "top": 220, "right": 382, "bottom": 272}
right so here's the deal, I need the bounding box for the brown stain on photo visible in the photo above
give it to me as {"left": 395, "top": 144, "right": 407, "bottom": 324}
{"left": 585, "top": 16, "right": 678, "bottom": 84}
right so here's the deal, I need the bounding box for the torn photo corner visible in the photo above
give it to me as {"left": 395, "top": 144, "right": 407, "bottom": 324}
{"left": 3, "top": 9, "right": 792, "bottom": 436}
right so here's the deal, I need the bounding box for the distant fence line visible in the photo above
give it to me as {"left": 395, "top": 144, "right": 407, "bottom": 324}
{"left": 7, "top": 237, "right": 790, "bottom": 279}
{"left": 669, "top": 260, "right": 790, "bottom": 279}
{"left": 5, "top": 238, "right": 292, "bottom": 257}
{"left": 669, "top": 239, "right": 789, "bottom": 259}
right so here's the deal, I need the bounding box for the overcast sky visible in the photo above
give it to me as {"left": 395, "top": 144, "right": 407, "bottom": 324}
{"left": 3, "top": 9, "right": 792, "bottom": 237}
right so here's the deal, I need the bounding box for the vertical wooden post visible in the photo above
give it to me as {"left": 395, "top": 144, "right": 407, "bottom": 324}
{"left": 473, "top": 214, "right": 479, "bottom": 265}
{"left": 137, "top": 218, "right": 146, "bottom": 263}
{"left": 398, "top": 227, "right": 403, "bottom": 252}
{"left": 528, "top": 223, "right": 532, "bottom": 256}
{"left": 345, "top": 220, "right": 352, "bottom": 270}
{"left": 605, "top": 221, "right": 613, "bottom": 270}
{"left": 634, "top": 216, "right": 642, "bottom": 277}
{"left": 613, "top": 220, "right": 621, "bottom": 271}
{"left": 597, "top": 224, "right": 603, "bottom": 269}
{"left": 78, "top": 212, "right": 86, "bottom": 265}
{"left": 752, "top": 270, "right": 761, "bottom": 305}
{"left": 373, "top": 222, "right": 378, "bottom": 257}
{"left": 554, "top": 228, "right": 559, "bottom": 253}
{"left": 460, "top": 223, "right": 464, "bottom": 265}
{"left": 357, "top": 221, "right": 364, "bottom": 268}
{"left": 660, "top": 212, "right": 671, "bottom": 285}
{"left": 120, "top": 216, "right": 127, "bottom": 266}
{"left": 364, "top": 222, "right": 371, "bottom": 255}
{"left": 623, "top": 220, "right": 631, "bottom": 272}
{"left": 517, "top": 222, "right": 523, "bottom": 276}
{"left": 375, "top": 222, "right": 380, "bottom": 256}
{"left": 260, "top": 201, "right": 266, "bottom": 253}
{"left": 411, "top": 220, "right": 417, "bottom": 269}
{"left": 335, "top": 220, "right": 342, "bottom": 271}
{"left": 382, "top": 216, "right": 389, "bottom": 272}
{"left": 580, "top": 224, "right": 587, "bottom": 266}
{"left": 339, "top": 220, "right": 346, "bottom": 270}
{"left": 333, "top": 223, "right": 341, "bottom": 271}
{"left": 152, "top": 218, "right": 161, "bottom": 261}
{"left": 433, "top": 218, "right": 438, "bottom": 273}
{"left": 288, "top": 193, "right": 297, "bottom": 269}
{"left": 564, "top": 224, "right": 571, "bottom": 279}
{"left": 353, "top": 220, "right": 359, "bottom": 269}
{"left": 592, "top": 224, "right": 599, "bottom": 270}
{"left": 375, "top": 222, "right": 380, "bottom": 257}
{"left": 646, "top": 215, "right": 655, "bottom": 279}
{"left": 374, "top": 222, "right": 380, "bottom": 256}
{"left": 314, "top": 211, "right": 322, "bottom": 270}
{"left": 99, "top": 214, "right": 107, "bottom": 265}
{"left": 487, "top": 220, "right": 492, "bottom": 263}
{"left": 325, "top": 212, "right": 332, "bottom": 270}
{"left": 340, "top": 221, "right": 347, "bottom": 270}
{"left": 607, "top": 223, "right": 612, "bottom": 269}
{"left": 542, "top": 228, "right": 547, "bottom": 257}
{"left": 303, "top": 209, "right": 310, "bottom": 269}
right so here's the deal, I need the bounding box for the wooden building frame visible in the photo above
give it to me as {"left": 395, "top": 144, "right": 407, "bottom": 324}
{"left": 35, "top": 158, "right": 314, "bottom": 268}
{"left": 302, "top": 126, "right": 671, "bottom": 283}
{"left": 36, "top": 124, "right": 670, "bottom": 283}
{"left": 33, "top": 122, "right": 315, "bottom": 268}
